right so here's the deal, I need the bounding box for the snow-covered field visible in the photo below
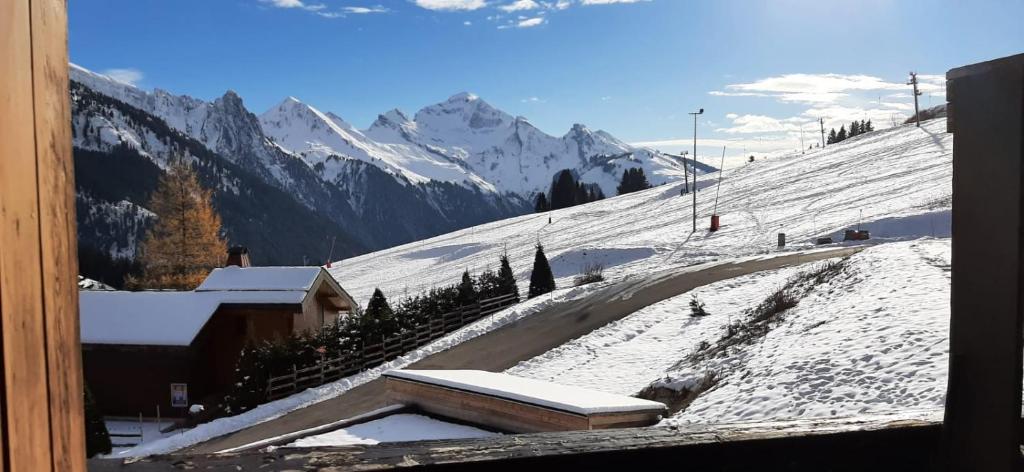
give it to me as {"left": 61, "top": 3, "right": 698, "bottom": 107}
{"left": 512, "top": 239, "right": 951, "bottom": 424}
{"left": 285, "top": 414, "right": 499, "bottom": 447}
{"left": 330, "top": 119, "right": 951, "bottom": 305}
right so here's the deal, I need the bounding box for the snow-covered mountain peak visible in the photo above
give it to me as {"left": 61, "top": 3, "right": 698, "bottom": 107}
{"left": 447, "top": 92, "right": 479, "bottom": 103}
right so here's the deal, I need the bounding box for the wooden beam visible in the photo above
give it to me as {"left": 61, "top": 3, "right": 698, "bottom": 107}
{"left": 0, "top": 0, "right": 55, "bottom": 469}
{"left": 30, "top": 0, "right": 87, "bottom": 469}
{"left": 0, "top": 0, "right": 84, "bottom": 470}
{"left": 944, "top": 53, "right": 1024, "bottom": 471}
{"left": 89, "top": 415, "right": 942, "bottom": 471}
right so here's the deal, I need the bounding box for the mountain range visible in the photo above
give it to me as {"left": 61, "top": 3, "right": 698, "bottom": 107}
{"left": 69, "top": 64, "right": 708, "bottom": 284}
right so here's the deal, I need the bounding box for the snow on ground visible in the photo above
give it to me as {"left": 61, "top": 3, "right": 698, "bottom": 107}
{"left": 104, "top": 419, "right": 177, "bottom": 457}
{"left": 285, "top": 414, "right": 499, "bottom": 447}
{"left": 670, "top": 239, "right": 950, "bottom": 424}
{"left": 330, "top": 119, "right": 951, "bottom": 305}
{"left": 506, "top": 264, "right": 807, "bottom": 395}
{"left": 511, "top": 239, "right": 951, "bottom": 424}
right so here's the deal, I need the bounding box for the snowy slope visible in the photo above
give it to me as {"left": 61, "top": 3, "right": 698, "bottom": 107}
{"left": 508, "top": 239, "right": 950, "bottom": 423}
{"left": 331, "top": 118, "right": 952, "bottom": 304}
{"left": 669, "top": 239, "right": 950, "bottom": 423}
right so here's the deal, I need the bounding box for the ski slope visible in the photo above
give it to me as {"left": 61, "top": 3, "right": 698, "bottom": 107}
{"left": 331, "top": 118, "right": 951, "bottom": 304}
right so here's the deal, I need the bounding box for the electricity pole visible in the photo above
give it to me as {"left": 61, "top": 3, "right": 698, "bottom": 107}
{"left": 819, "top": 117, "right": 826, "bottom": 147}
{"left": 688, "top": 108, "right": 703, "bottom": 232}
{"left": 908, "top": 71, "right": 922, "bottom": 127}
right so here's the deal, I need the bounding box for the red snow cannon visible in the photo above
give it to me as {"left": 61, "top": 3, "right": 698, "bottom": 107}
{"left": 710, "top": 214, "right": 720, "bottom": 232}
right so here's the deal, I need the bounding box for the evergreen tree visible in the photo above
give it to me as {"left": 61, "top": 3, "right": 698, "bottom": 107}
{"left": 827, "top": 128, "right": 837, "bottom": 144}
{"left": 549, "top": 170, "right": 577, "bottom": 210}
{"left": 575, "top": 181, "right": 590, "bottom": 205}
{"left": 534, "top": 192, "right": 549, "bottom": 213}
{"left": 865, "top": 119, "right": 874, "bottom": 132}
{"left": 590, "top": 186, "right": 606, "bottom": 202}
{"left": 616, "top": 168, "right": 653, "bottom": 195}
{"left": 84, "top": 383, "right": 111, "bottom": 457}
{"left": 128, "top": 159, "right": 227, "bottom": 290}
{"left": 497, "top": 254, "right": 519, "bottom": 302}
{"left": 836, "top": 125, "right": 847, "bottom": 142}
{"left": 848, "top": 121, "right": 860, "bottom": 137}
{"left": 528, "top": 244, "right": 556, "bottom": 299}
{"left": 363, "top": 288, "right": 397, "bottom": 339}
{"left": 456, "top": 270, "right": 478, "bottom": 306}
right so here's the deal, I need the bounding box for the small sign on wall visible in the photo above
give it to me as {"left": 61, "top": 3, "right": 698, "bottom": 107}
{"left": 170, "top": 383, "right": 188, "bottom": 408}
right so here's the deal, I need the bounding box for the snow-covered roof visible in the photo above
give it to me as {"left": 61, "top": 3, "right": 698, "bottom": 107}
{"left": 196, "top": 266, "right": 323, "bottom": 292}
{"left": 80, "top": 290, "right": 306, "bottom": 346}
{"left": 385, "top": 370, "right": 666, "bottom": 415}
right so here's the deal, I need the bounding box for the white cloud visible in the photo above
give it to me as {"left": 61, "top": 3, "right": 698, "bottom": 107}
{"left": 102, "top": 68, "right": 143, "bottom": 86}
{"left": 517, "top": 16, "right": 545, "bottom": 27}
{"left": 464, "top": 20, "right": 473, "bottom": 25}
{"left": 343, "top": 5, "right": 389, "bottom": 14}
{"left": 499, "top": 0, "right": 539, "bottom": 11}
{"left": 521, "top": 96, "right": 546, "bottom": 103}
{"left": 413, "top": 0, "right": 488, "bottom": 10}
{"left": 725, "top": 113, "right": 738, "bottom": 119}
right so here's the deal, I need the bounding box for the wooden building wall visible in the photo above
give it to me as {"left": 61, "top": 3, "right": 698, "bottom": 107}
{"left": 0, "top": 0, "right": 87, "bottom": 469}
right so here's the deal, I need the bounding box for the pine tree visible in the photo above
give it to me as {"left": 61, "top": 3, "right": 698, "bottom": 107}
{"left": 534, "top": 192, "right": 549, "bottom": 213}
{"left": 865, "top": 119, "right": 873, "bottom": 132}
{"left": 528, "top": 244, "right": 555, "bottom": 299}
{"left": 836, "top": 125, "right": 847, "bottom": 142}
{"left": 549, "top": 170, "right": 577, "bottom": 210}
{"left": 129, "top": 159, "right": 227, "bottom": 290}
{"left": 827, "top": 128, "right": 837, "bottom": 144}
{"left": 456, "top": 270, "right": 478, "bottom": 306}
{"left": 617, "top": 168, "right": 653, "bottom": 195}
{"left": 497, "top": 254, "right": 519, "bottom": 302}
{"left": 363, "top": 288, "right": 397, "bottom": 339}
{"left": 575, "top": 181, "right": 589, "bottom": 205}
{"left": 84, "top": 383, "right": 111, "bottom": 457}
{"left": 848, "top": 121, "right": 860, "bottom": 137}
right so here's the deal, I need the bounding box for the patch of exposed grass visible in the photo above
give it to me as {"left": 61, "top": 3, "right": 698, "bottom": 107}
{"left": 636, "top": 371, "right": 719, "bottom": 417}
{"left": 573, "top": 262, "right": 605, "bottom": 286}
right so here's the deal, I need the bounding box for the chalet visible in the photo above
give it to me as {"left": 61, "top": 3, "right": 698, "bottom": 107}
{"left": 79, "top": 248, "right": 357, "bottom": 417}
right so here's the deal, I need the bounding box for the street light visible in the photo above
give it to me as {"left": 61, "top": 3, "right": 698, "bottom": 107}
{"left": 688, "top": 108, "right": 703, "bottom": 232}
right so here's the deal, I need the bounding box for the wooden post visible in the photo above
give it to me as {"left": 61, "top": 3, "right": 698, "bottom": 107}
{"left": 944, "top": 53, "right": 1024, "bottom": 471}
{"left": 0, "top": 0, "right": 86, "bottom": 470}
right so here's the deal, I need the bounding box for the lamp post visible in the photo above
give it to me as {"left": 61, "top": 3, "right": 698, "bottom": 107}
{"left": 688, "top": 108, "right": 703, "bottom": 232}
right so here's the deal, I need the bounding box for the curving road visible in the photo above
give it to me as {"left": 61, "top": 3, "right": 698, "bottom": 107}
{"left": 187, "top": 246, "right": 861, "bottom": 454}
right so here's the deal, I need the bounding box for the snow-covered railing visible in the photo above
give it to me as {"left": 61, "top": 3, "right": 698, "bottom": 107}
{"left": 265, "top": 293, "right": 518, "bottom": 400}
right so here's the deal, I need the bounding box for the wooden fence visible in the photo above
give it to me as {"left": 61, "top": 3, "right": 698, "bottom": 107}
{"left": 265, "top": 293, "right": 518, "bottom": 400}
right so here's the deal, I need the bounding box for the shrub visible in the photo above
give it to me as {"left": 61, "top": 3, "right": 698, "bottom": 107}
{"left": 573, "top": 262, "right": 605, "bottom": 286}
{"left": 688, "top": 294, "right": 710, "bottom": 317}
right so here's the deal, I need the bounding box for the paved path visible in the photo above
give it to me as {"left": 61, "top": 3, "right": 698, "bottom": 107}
{"left": 187, "top": 247, "right": 860, "bottom": 453}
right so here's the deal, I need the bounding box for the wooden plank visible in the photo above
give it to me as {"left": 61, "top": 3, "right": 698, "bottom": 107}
{"left": 32, "top": 2, "right": 86, "bottom": 464}
{"left": 0, "top": 0, "right": 55, "bottom": 469}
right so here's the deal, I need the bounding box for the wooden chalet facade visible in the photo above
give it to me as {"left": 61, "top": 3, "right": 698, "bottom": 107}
{"left": 80, "top": 255, "right": 356, "bottom": 417}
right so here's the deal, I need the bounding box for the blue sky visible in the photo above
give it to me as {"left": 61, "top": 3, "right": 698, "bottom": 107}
{"left": 70, "top": 0, "right": 1022, "bottom": 157}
